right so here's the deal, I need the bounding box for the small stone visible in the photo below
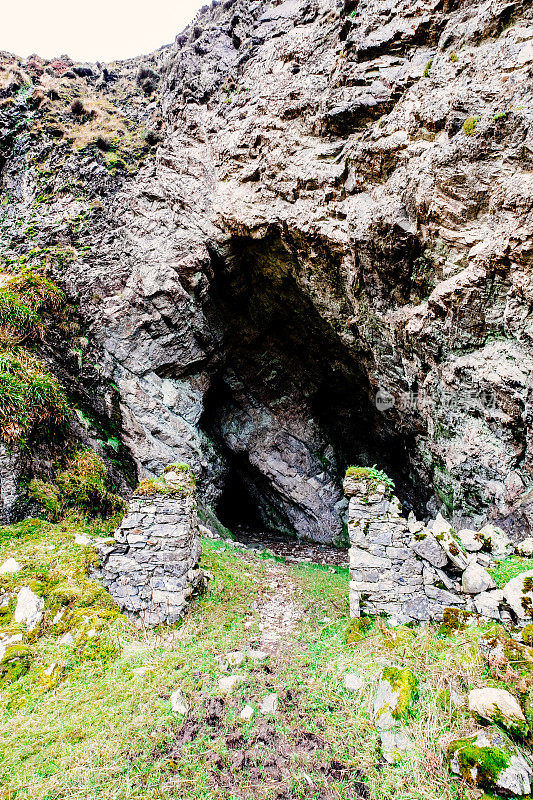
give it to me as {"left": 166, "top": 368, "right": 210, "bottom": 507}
{"left": 218, "top": 675, "right": 244, "bottom": 693}
{"left": 461, "top": 563, "right": 497, "bottom": 594}
{"left": 170, "top": 689, "right": 189, "bottom": 714}
{"left": 132, "top": 666, "right": 151, "bottom": 676}
{"left": 14, "top": 586, "right": 44, "bottom": 632}
{"left": 59, "top": 632, "right": 75, "bottom": 646}
{"left": 0, "top": 558, "right": 21, "bottom": 574}
{"left": 380, "top": 729, "right": 411, "bottom": 764}
{"left": 239, "top": 704, "right": 254, "bottom": 720}
{"left": 247, "top": 649, "right": 268, "bottom": 661}
{"left": 225, "top": 650, "right": 246, "bottom": 666}
{"left": 74, "top": 534, "right": 91, "bottom": 546}
{"left": 52, "top": 609, "right": 65, "bottom": 626}
{"left": 343, "top": 673, "right": 364, "bottom": 692}
{"left": 468, "top": 687, "right": 528, "bottom": 738}
{"left": 259, "top": 693, "right": 278, "bottom": 714}
{"left": 457, "top": 529, "right": 483, "bottom": 552}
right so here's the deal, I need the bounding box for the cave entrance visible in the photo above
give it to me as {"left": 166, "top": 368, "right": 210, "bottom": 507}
{"left": 200, "top": 231, "right": 423, "bottom": 545}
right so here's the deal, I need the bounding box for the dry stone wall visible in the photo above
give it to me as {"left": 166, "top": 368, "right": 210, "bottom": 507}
{"left": 346, "top": 473, "right": 530, "bottom": 626}
{"left": 346, "top": 476, "right": 466, "bottom": 624}
{"left": 95, "top": 476, "right": 203, "bottom": 626}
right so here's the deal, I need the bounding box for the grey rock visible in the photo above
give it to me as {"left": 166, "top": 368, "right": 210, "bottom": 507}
{"left": 461, "top": 563, "right": 497, "bottom": 595}
{"left": 14, "top": 587, "right": 44, "bottom": 633}
{"left": 410, "top": 532, "right": 448, "bottom": 568}
{"left": 448, "top": 728, "right": 532, "bottom": 795}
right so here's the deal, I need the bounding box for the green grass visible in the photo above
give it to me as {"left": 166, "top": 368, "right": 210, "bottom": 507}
{"left": 0, "top": 348, "right": 70, "bottom": 443}
{"left": 0, "top": 529, "right": 528, "bottom": 799}
{"left": 488, "top": 555, "right": 533, "bottom": 588}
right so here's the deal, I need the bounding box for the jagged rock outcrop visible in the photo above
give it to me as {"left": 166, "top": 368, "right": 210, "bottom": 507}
{"left": 1, "top": 0, "right": 533, "bottom": 540}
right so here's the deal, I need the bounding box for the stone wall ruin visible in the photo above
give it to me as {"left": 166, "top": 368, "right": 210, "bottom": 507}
{"left": 346, "top": 472, "right": 532, "bottom": 627}
{"left": 95, "top": 467, "right": 204, "bottom": 625}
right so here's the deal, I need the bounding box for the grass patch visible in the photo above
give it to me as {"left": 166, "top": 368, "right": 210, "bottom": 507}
{"left": 0, "top": 529, "right": 522, "bottom": 800}
{"left": 0, "top": 348, "right": 70, "bottom": 443}
{"left": 488, "top": 555, "right": 533, "bottom": 588}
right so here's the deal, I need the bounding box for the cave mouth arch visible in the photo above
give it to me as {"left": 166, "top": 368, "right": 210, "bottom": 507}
{"left": 199, "top": 230, "right": 425, "bottom": 544}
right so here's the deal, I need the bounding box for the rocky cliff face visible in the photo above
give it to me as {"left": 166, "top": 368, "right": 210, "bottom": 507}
{"left": 1, "top": 0, "right": 533, "bottom": 541}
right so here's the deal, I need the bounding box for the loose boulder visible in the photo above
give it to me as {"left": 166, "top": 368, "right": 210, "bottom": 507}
{"left": 468, "top": 688, "right": 528, "bottom": 738}
{"left": 448, "top": 728, "right": 532, "bottom": 795}
{"left": 14, "top": 586, "right": 44, "bottom": 633}
{"left": 457, "top": 529, "right": 483, "bottom": 552}
{"left": 462, "top": 563, "right": 496, "bottom": 595}
{"left": 503, "top": 571, "right": 533, "bottom": 624}
{"left": 517, "top": 539, "right": 533, "bottom": 558}
{"left": 478, "top": 525, "right": 514, "bottom": 560}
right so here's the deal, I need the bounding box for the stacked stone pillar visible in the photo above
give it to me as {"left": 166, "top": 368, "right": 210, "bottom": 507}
{"left": 95, "top": 468, "right": 204, "bottom": 626}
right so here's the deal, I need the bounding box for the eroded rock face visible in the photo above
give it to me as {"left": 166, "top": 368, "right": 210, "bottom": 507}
{"left": 2, "top": 0, "right": 533, "bottom": 539}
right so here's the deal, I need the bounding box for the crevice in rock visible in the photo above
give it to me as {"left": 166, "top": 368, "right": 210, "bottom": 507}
{"left": 199, "top": 231, "right": 428, "bottom": 542}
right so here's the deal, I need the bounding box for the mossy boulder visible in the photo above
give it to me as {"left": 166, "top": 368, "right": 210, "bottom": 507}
{"left": 468, "top": 688, "right": 529, "bottom": 739}
{"left": 0, "top": 641, "right": 30, "bottom": 684}
{"left": 39, "top": 661, "right": 64, "bottom": 691}
{"left": 503, "top": 570, "right": 533, "bottom": 623}
{"left": 448, "top": 727, "right": 532, "bottom": 795}
{"left": 373, "top": 667, "right": 418, "bottom": 729}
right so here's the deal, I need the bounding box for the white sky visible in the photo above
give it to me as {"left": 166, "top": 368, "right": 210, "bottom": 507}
{"left": 2, "top": 0, "right": 205, "bottom": 62}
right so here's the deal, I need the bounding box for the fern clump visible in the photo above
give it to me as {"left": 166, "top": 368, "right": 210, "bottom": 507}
{"left": 345, "top": 464, "right": 395, "bottom": 495}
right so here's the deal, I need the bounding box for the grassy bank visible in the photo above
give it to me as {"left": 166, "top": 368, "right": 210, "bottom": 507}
{"left": 0, "top": 527, "right": 525, "bottom": 800}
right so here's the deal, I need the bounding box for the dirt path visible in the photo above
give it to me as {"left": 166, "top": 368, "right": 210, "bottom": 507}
{"left": 256, "top": 561, "right": 303, "bottom": 654}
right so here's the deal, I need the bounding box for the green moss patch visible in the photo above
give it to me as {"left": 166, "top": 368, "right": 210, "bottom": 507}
{"left": 448, "top": 735, "right": 510, "bottom": 791}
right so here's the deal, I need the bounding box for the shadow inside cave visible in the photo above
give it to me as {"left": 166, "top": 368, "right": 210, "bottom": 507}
{"left": 199, "top": 231, "right": 425, "bottom": 543}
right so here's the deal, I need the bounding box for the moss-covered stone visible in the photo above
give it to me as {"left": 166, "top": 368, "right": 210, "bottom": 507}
{"left": 374, "top": 666, "right": 418, "bottom": 729}
{"left": 0, "top": 642, "right": 30, "bottom": 684}
{"left": 448, "top": 728, "right": 532, "bottom": 794}
{"left": 39, "top": 661, "right": 63, "bottom": 691}
{"left": 135, "top": 464, "right": 196, "bottom": 498}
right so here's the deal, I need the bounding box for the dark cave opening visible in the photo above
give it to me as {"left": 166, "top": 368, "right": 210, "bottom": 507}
{"left": 200, "top": 232, "right": 425, "bottom": 543}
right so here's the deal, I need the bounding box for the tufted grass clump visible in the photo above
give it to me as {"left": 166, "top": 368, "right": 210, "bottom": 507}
{"left": 0, "top": 291, "right": 42, "bottom": 345}
{"left": 463, "top": 116, "right": 479, "bottom": 136}
{"left": 0, "top": 269, "right": 64, "bottom": 346}
{"left": 0, "top": 348, "right": 70, "bottom": 443}
{"left": 7, "top": 269, "right": 64, "bottom": 313}
{"left": 345, "top": 464, "right": 395, "bottom": 494}
{"left": 29, "top": 449, "right": 127, "bottom": 520}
